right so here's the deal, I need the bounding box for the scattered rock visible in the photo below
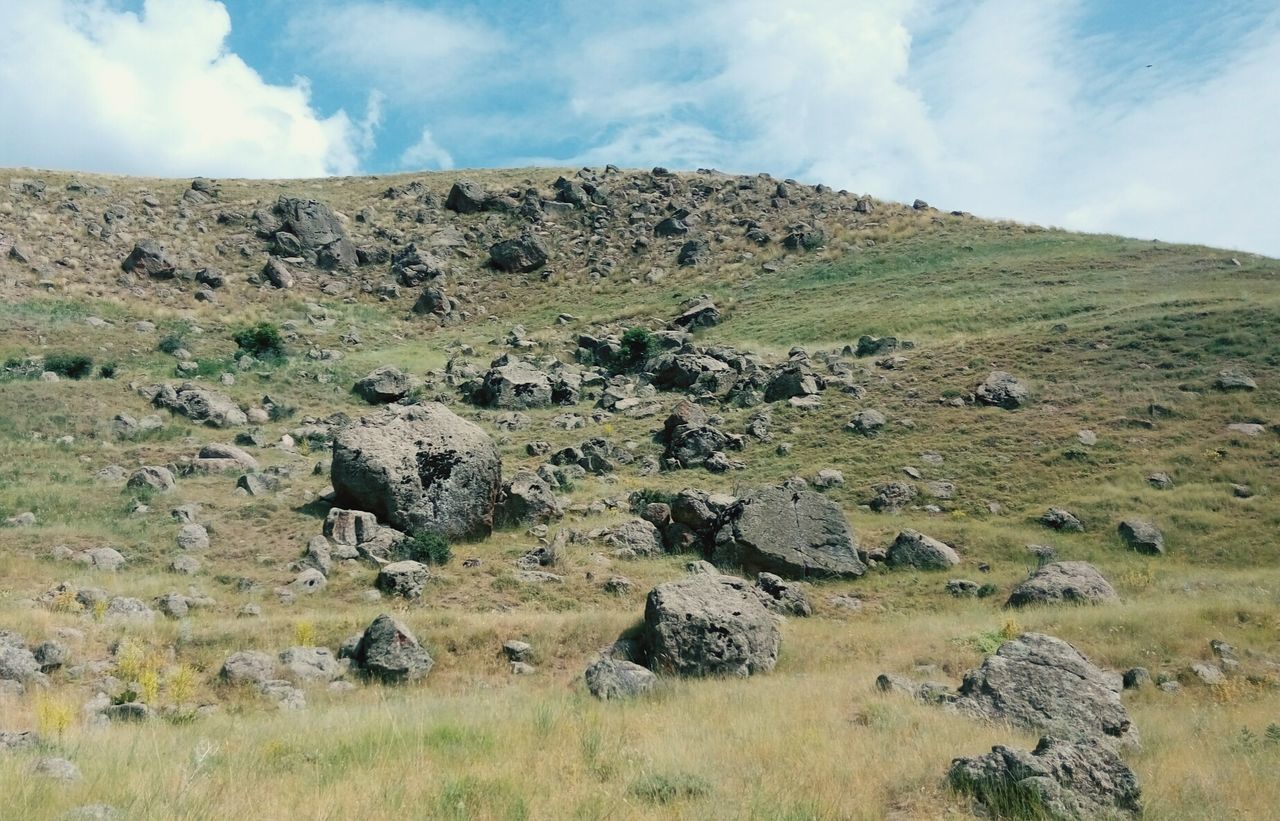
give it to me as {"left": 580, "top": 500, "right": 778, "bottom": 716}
{"left": 350, "top": 614, "right": 434, "bottom": 682}
{"left": 1007, "top": 561, "right": 1117, "bottom": 607}
{"left": 643, "top": 574, "right": 780, "bottom": 677}
{"left": 887, "top": 530, "right": 960, "bottom": 569}
{"left": 1117, "top": 520, "right": 1164, "bottom": 555}
{"left": 975, "top": 371, "right": 1029, "bottom": 409}
{"left": 584, "top": 657, "right": 657, "bottom": 700}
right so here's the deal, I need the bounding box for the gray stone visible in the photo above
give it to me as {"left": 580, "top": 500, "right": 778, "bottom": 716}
{"left": 354, "top": 366, "right": 412, "bottom": 404}
{"left": 352, "top": 614, "right": 434, "bottom": 682}
{"left": 712, "top": 486, "right": 865, "bottom": 579}
{"left": 279, "top": 646, "right": 342, "bottom": 683}
{"left": 1007, "top": 561, "right": 1118, "bottom": 607}
{"left": 1118, "top": 520, "right": 1164, "bottom": 555}
{"left": 887, "top": 530, "right": 960, "bottom": 570}
{"left": 976, "top": 371, "right": 1029, "bottom": 409}
{"left": 219, "top": 650, "right": 276, "bottom": 685}
{"left": 376, "top": 561, "right": 430, "bottom": 599}
{"left": 127, "top": 466, "right": 176, "bottom": 494}
{"left": 496, "top": 470, "right": 562, "bottom": 526}
{"left": 584, "top": 657, "right": 657, "bottom": 700}
{"left": 1041, "top": 507, "right": 1084, "bottom": 532}
{"left": 176, "top": 524, "right": 209, "bottom": 551}
{"left": 605, "top": 518, "right": 665, "bottom": 558}
{"left": 331, "top": 403, "right": 501, "bottom": 541}
{"left": 643, "top": 574, "right": 780, "bottom": 677}
{"left": 754, "top": 572, "right": 812, "bottom": 616}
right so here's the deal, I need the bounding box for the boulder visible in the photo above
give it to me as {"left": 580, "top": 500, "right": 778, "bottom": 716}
{"left": 1214, "top": 370, "right": 1257, "bottom": 391}
{"left": 445, "top": 180, "right": 488, "bottom": 214}
{"left": 219, "top": 650, "right": 276, "bottom": 685}
{"left": 976, "top": 371, "right": 1029, "bottom": 409}
{"left": 584, "top": 657, "right": 657, "bottom": 700}
{"left": 754, "top": 572, "right": 812, "bottom": 616}
{"left": 643, "top": 574, "right": 780, "bottom": 677}
{"left": 353, "top": 365, "right": 412, "bottom": 404}
{"left": 331, "top": 403, "right": 502, "bottom": 541}
{"left": 376, "top": 560, "right": 430, "bottom": 599}
{"left": 869, "top": 481, "right": 918, "bottom": 513}
{"left": 712, "top": 487, "right": 865, "bottom": 579}
{"left": 176, "top": 524, "right": 209, "bottom": 551}
{"left": 489, "top": 234, "right": 549, "bottom": 272}
{"left": 351, "top": 614, "right": 434, "bottom": 682}
{"left": 127, "top": 466, "right": 176, "bottom": 494}
{"left": 121, "top": 240, "right": 175, "bottom": 278}
{"left": 153, "top": 383, "right": 247, "bottom": 428}
{"left": 496, "top": 470, "right": 562, "bottom": 526}
{"left": 279, "top": 646, "right": 342, "bottom": 683}
{"left": 886, "top": 530, "right": 960, "bottom": 570}
{"left": 1041, "top": 507, "right": 1084, "bottom": 532}
{"left": 272, "top": 197, "right": 357, "bottom": 269}
{"left": 1007, "top": 561, "right": 1118, "bottom": 607}
{"left": 955, "top": 633, "right": 1137, "bottom": 745}
{"left": 604, "top": 519, "right": 665, "bottom": 558}
{"left": 671, "top": 298, "right": 720, "bottom": 330}
{"left": 949, "top": 736, "right": 1141, "bottom": 820}
{"left": 262, "top": 256, "right": 294, "bottom": 289}
{"left": 764, "top": 363, "right": 820, "bottom": 402}
{"left": 1118, "top": 520, "right": 1164, "bottom": 555}
{"left": 847, "top": 409, "right": 887, "bottom": 436}
{"left": 0, "top": 646, "right": 42, "bottom": 684}
{"left": 194, "top": 443, "right": 258, "bottom": 473}
{"left": 473, "top": 360, "right": 553, "bottom": 409}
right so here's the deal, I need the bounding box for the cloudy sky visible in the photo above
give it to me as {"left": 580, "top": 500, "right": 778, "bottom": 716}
{"left": 2, "top": 0, "right": 1277, "bottom": 256}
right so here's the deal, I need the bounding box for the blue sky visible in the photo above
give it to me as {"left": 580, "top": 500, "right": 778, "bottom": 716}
{"left": 2, "top": 0, "right": 1278, "bottom": 256}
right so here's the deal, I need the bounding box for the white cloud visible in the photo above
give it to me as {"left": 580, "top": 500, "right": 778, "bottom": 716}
{"left": 0, "top": 0, "right": 364, "bottom": 178}
{"left": 399, "top": 128, "right": 454, "bottom": 170}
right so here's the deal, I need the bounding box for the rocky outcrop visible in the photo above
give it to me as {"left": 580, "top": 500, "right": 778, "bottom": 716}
{"left": 643, "top": 574, "right": 780, "bottom": 677}
{"left": 1007, "top": 561, "right": 1118, "bottom": 608}
{"left": 949, "top": 736, "right": 1141, "bottom": 820}
{"left": 331, "top": 403, "right": 501, "bottom": 541}
{"left": 350, "top": 614, "right": 434, "bottom": 682}
{"left": 489, "top": 234, "right": 549, "bottom": 272}
{"left": 955, "top": 633, "right": 1137, "bottom": 746}
{"left": 712, "top": 487, "right": 865, "bottom": 579}
{"left": 152, "top": 383, "right": 247, "bottom": 428}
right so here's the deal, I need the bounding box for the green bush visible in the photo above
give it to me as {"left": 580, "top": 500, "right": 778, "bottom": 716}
{"left": 396, "top": 531, "right": 453, "bottom": 565}
{"left": 157, "top": 333, "right": 186, "bottom": 355}
{"left": 629, "top": 773, "right": 712, "bottom": 804}
{"left": 98, "top": 362, "right": 118, "bottom": 379}
{"left": 613, "top": 327, "right": 659, "bottom": 371}
{"left": 232, "top": 323, "right": 286, "bottom": 359}
{"left": 43, "top": 353, "right": 94, "bottom": 379}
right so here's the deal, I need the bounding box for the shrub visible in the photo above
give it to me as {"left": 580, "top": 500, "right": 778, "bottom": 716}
{"left": 396, "top": 531, "right": 453, "bottom": 565}
{"left": 630, "top": 488, "right": 674, "bottom": 513}
{"left": 43, "top": 352, "right": 94, "bottom": 379}
{"left": 630, "top": 773, "right": 713, "bottom": 804}
{"left": 232, "top": 322, "right": 286, "bottom": 359}
{"left": 98, "top": 362, "right": 118, "bottom": 379}
{"left": 613, "top": 327, "right": 659, "bottom": 371}
{"left": 157, "top": 333, "right": 186, "bottom": 355}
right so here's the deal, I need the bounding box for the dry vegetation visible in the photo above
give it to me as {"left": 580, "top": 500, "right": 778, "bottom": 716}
{"left": 0, "top": 167, "right": 1278, "bottom": 819}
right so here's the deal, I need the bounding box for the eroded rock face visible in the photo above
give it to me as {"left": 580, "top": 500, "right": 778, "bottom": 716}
{"left": 496, "top": 469, "right": 562, "bottom": 526}
{"left": 712, "top": 487, "right": 865, "bottom": 579}
{"left": 153, "top": 383, "right": 247, "bottom": 428}
{"left": 886, "top": 530, "right": 960, "bottom": 570}
{"left": 584, "top": 657, "right": 657, "bottom": 700}
{"left": 331, "top": 403, "right": 501, "bottom": 541}
{"left": 1007, "top": 561, "right": 1118, "bottom": 608}
{"left": 643, "top": 574, "right": 780, "bottom": 677}
{"left": 354, "top": 366, "right": 411, "bottom": 404}
{"left": 472, "top": 360, "right": 553, "bottom": 409}
{"left": 976, "top": 371, "right": 1029, "bottom": 409}
{"left": 955, "top": 633, "right": 1137, "bottom": 746}
{"left": 489, "top": 234, "right": 549, "bottom": 272}
{"left": 351, "top": 614, "right": 434, "bottom": 682}
{"left": 271, "top": 197, "right": 357, "bottom": 270}
{"left": 949, "top": 736, "right": 1141, "bottom": 820}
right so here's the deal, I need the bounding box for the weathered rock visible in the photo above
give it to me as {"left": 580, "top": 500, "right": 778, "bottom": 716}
{"left": 176, "top": 524, "right": 209, "bottom": 551}
{"left": 671, "top": 298, "right": 720, "bottom": 330}
{"left": 584, "top": 657, "right": 657, "bottom": 700}
{"left": 279, "top": 646, "right": 342, "bottom": 683}
{"left": 712, "top": 487, "right": 865, "bottom": 578}
{"left": 955, "top": 633, "right": 1137, "bottom": 745}
{"left": 1214, "top": 370, "right": 1257, "bottom": 391}
{"left": 0, "top": 646, "right": 41, "bottom": 684}
{"left": 331, "top": 403, "right": 502, "bottom": 541}
{"left": 376, "top": 561, "right": 430, "bottom": 599}
{"left": 754, "top": 572, "right": 812, "bottom": 616}
{"left": 1007, "top": 561, "right": 1118, "bottom": 607}
{"left": 121, "top": 240, "right": 175, "bottom": 278}
{"left": 869, "top": 481, "right": 918, "bottom": 513}
{"left": 949, "top": 736, "right": 1141, "bottom": 820}
{"left": 976, "top": 371, "right": 1029, "bottom": 409}
{"left": 194, "top": 443, "right": 258, "bottom": 472}
{"left": 444, "top": 180, "right": 488, "bottom": 214}
{"left": 219, "top": 650, "right": 276, "bottom": 685}
{"left": 1118, "top": 520, "right": 1164, "bottom": 555}
{"left": 847, "top": 409, "right": 887, "bottom": 436}
{"left": 473, "top": 360, "right": 553, "bottom": 409}
{"left": 643, "top": 574, "right": 780, "bottom": 677}
{"left": 886, "top": 530, "right": 961, "bottom": 570}
{"left": 1041, "top": 507, "right": 1084, "bottom": 532}
{"left": 127, "top": 466, "right": 175, "bottom": 494}
{"left": 604, "top": 518, "right": 665, "bottom": 558}
{"left": 262, "top": 256, "right": 294, "bottom": 289}
{"left": 272, "top": 197, "right": 357, "bottom": 269}
{"left": 489, "top": 234, "right": 549, "bottom": 272}
{"left": 351, "top": 614, "right": 434, "bottom": 682}
{"left": 497, "top": 470, "right": 562, "bottom": 526}
{"left": 353, "top": 365, "right": 412, "bottom": 404}
{"left": 153, "top": 383, "right": 247, "bottom": 428}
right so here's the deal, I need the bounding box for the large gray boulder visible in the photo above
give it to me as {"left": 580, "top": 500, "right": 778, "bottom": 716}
{"left": 352, "top": 614, "right": 434, "bottom": 682}
{"left": 584, "top": 657, "right": 658, "bottom": 700}
{"left": 496, "top": 469, "right": 562, "bottom": 526}
{"left": 643, "top": 574, "right": 780, "bottom": 677}
{"left": 219, "top": 650, "right": 277, "bottom": 685}
{"left": 193, "top": 443, "right": 258, "bottom": 473}
{"left": 1007, "top": 561, "right": 1118, "bottom": 608}
{"left": 472, "top": 360, "right": 552, "bottom": 409}
{"left": 1118, "top": 520, "right": 1164, "bottom": 555}
{"left": 376, "top": 561, "right": 430, "bottom": 599}
{"left": 955, "top": 633, "right": 1137, "bottom": 746}
{"left": 488, "top": 234, "right": 549, "bottom": 272}
{"left": 331, "top": 403, "right": 501, "bottom": 541}
{"left": 353, "top": 365, "right": 412, "bottom": 404}
{"left": 886, "top": 530, "right": 960, "bottom": 570}
{"left": 604, "top": 519, "right": 665, "bottom": 558}
{"left": 976, "top": 371, "right": 1029, "bottom": 409}
{"left": 949, "top": 736, "right": 1141, "bottom": 820}
{"left": 711, "top": 487, "right": 865, "bottom": 579}
{"left": 272, "top": 197, "right": 357, "bottom": 269}
{"left": 279, "top": 646, "right": 343, "bottom": 683}
{"left": 153, "top": 383, "right": 247, "bottom": 428}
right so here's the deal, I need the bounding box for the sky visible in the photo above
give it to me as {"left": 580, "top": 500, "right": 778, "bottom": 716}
{"left": 1, "top": 0, "right": 1277, "bottom": 256}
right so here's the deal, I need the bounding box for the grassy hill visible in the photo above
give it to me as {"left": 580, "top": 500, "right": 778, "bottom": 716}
{"left": 0, "top": 166, "right": 1278, "bottom": 819}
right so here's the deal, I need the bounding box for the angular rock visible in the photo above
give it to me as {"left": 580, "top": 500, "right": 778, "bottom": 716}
{"left": 754, "top": 572, "right": 812, "bottom": 616}
{"left": 643, "top": 574, "right": 780, "bottom": 677}
{"left": 712, "top": 487, "right": 865, "bottom": 579}
{"left": 496, "top": 470, "right": 562, "bottom": 526}
{"left": 489, "top": 234, "right": 549, "bottom": 272}
{"left": 1007, "top": 561, "right": 1118, "bottom": 608}
{"left": 976, "top": 371, "right": 1029, "bottom": 409}
{"left": 351, "top": 614, "right": 434, "bottom": 682}
{"left": 376, "top": 560, "right": 430, "bottom": 599}
{"left": 331, "top": 403, "right": 502, "bottom": 541}
{"left": 219, "top": 650, "right": 276, "bottom": 685}
{"left": 584, "top": 657, "right": 657, "bottom": 700}
{"left": 1118, "top": 520, "right": 1164, "bottom": 555}
{"left": 886, "top": 530, "right": 960, "bottom": 570}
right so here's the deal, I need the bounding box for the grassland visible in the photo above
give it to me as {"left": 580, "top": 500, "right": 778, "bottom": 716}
{"left": 0, "top": 167, "right": 1278, "bottom": 819}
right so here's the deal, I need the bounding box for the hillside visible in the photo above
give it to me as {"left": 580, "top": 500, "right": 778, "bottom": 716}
{"left": 1, "top": 165, "right": 1279, "bottom": 820}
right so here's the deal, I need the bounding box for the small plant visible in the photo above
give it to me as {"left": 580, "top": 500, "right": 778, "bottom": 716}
{"left": 397, "top": 531, "right": 453, "bottom": 565}
{"left": 98, "top": 361, "right": 118, "bottom": 379}
{"left": 629, "top": 772, "right": 713, "bottom": 804}
{"left": 294, "top": 620, "right": 316, "bottom": 647}
{"left": 35, "top": 694, "right": 76, "bottom": 740}
{"left": 612, "top": 327, "right": 658, "bottom": 371}
{"left": 976, "top": 583, "right": 1000, "bottom": 599}
{"left": 139, "top": 667, "right": 161, "bottom": 705}
{"left": 232, "top": 322, "right": 286, "bottom": 359}
{"left": 114, "top": 637, "right": 147, "bottom": 681}
{"left": 169, "top": 664, "right": 198, "bottom": 706}
{"left": 157, "top": 333, "right": 187, "bottom": 355}
{"left": 1266, "top": 723, "right": 1280, "bottom": 745}
{"left": 43, "top": 352, "right": 94, "bottom": 379}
